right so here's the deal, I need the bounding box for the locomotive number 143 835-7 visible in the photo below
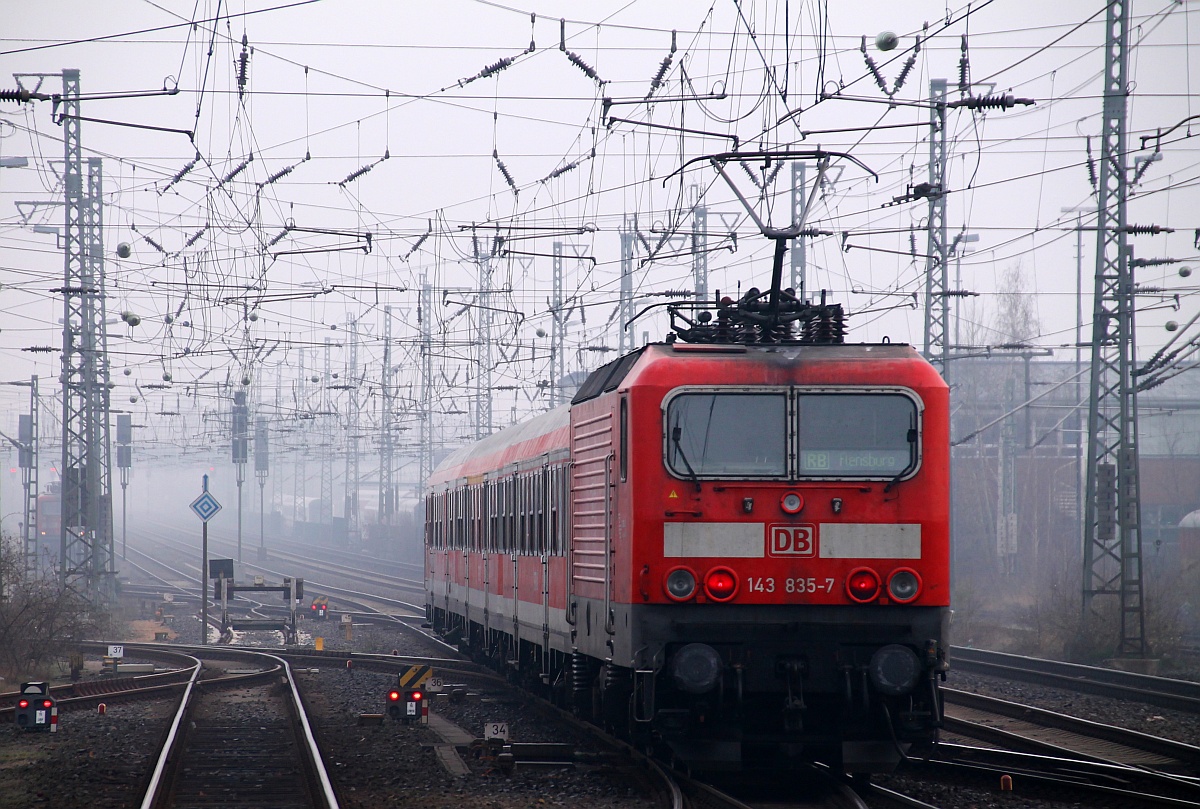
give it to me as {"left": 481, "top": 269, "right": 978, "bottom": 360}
{"left": 746, "top": 577, "right": 836, "bottom": 594}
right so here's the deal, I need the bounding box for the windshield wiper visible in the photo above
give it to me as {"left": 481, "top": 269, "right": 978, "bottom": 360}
{"left": 883, "top": 428, "right": 919, "bottom": 493}
{"left": 671, "top": 425, "right": 702, "bottom": 492}
{"left": 882, "top": 469, "right": 906, "bottom": 493}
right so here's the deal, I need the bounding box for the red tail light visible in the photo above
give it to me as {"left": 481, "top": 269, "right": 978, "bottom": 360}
{"left": 704, "top": 567, "right": 739, "bottom": 601}
{"left": 846, "top": 567, "right": 881, "bottom": 603}
{"left": 388, "top": 690, "right": 400, "bottom": 702}
{"left": 18, "top": 699, "right": 28, "bottom": 709}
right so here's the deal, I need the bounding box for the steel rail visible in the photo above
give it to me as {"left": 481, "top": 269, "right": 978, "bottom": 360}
{"left": 266, "top": 652, "right": 341, "bottom": 809}
{"left": 137, "top": 652, "right": 203, "bottom": 809}
{"left": 136, "top": 646, "right": 340, "bottom": 809}
{"left": 951, "top": 646, "right": 1200, "bottom": 712}
{"left": 944, "top": 687, "right": 1200, "bottom": 768}
{"left": 916, "top": 752, "right": 1200, "bottom": 808}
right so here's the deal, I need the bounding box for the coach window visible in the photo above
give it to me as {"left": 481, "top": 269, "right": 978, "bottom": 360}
{"left": 471, "top": 485, "right": 482, "bottom": 551}
{"left": 505, "top": 476, "right": 516, "bottom": 552}
{"left": 620, "top": 397, "right": 628, "bottom": 482}
{"left": 665, "top": 391, "right": 787, "bottom": 478}
{"left": 549, "top": 467, "right": 561, "bottom": 555}
{"left": 518, "top": 475, "right": 528, "bottom": 554}
{"left": 795, "top": 393, "right": 918, "bottom": 477}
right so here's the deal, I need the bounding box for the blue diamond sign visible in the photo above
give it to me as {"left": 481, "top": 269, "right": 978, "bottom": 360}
{"left": 190, "top": 491, "right": 222, "bottom": 522}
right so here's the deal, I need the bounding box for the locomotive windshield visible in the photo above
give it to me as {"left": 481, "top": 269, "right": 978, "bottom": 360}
{"left": 796, "top": 393, "right": 916, "bottom": 477}
{"left": 667, "top": 392, "right": 787, "bottom": 477}
{"left": 664, "top": 389, "right": 918, "bottom": 480}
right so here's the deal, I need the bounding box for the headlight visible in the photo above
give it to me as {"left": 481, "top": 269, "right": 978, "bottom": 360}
{"left": 664, "top": 567, "right": 697, "bottom": 601}
{"left": 887, "top": 568, "right": 921, "bottom": 603}
{"left": 671, "top": 643, "right": 723, "bottom": 694}
{"left": 780, "top": 492, "right": 804, "bottom": 514}
{"left": 869, "top": 644, "right": 922, "bottom": 696}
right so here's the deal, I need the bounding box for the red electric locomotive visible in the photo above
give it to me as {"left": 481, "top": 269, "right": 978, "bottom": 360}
{"left": 425, "top": 289, "right": 949, "bottom": 772}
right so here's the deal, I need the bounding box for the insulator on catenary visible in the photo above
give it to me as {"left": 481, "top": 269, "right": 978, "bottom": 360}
{"left": 1124, "top": 224, "right": 1169, "bottom": 235}
{"left": 952, "top": 93, "right": 1034, "bottom": 110}
{"left": 565, "top": 50, "right": 602, "bottom": 83}
{"left": 219, "top": 154, "right": 254, "bottom": 187}
{"left": 1132, "top": 155, "right": 1158, "bottom": 187}
{"left": 160, "top": 153, "right": 200, "bottom": 194}
{"left": 861, "top": 37, "right": 889, "bottom": 95}
{"left": 236, "top": 34, "right": 251, "bottom": 100}
{"left": 259, "top": 154, "right": 309, "bottom": 190}
{"left": 493, "top": 150, "right": 518, "bottom": 194}
{"left": 0, "top": 87, "right": 49, "bottom": 103}
{"left": 541, "top": 159, "right": 580, "bottom": 183}
{"left": 741, "top": 161, "right": 764, "bottom": 190}
{"left": 644, "top": 53, "right": 674, "bottom": 102}
{"left": 183, "top": 226, "right": 207, "bottom": 249}
{"left": 1085, "top": 137, "right": 1098, "bottom": 191}
{"left": 958, "top": 35, "right": 970, "bottom": 94}
{"left": 891, "top": 50, "right": 917, "bottom": 94}
{"left": 401, "top": 224, "right": 431, "bottom": 261}
{"left": 909, "top": 230, "right": 918, "bottom": 257}
{"left": 142, "top": 234, "right": 167, "bottom": 254}
{"left": 266, "top": 227, "right": 291, "bottom": 248}
{"left": 458, "top": 55, "right": 517, "bottom": 88}
{"left": 338, "top": 151, "right": 389, "bottom": 187}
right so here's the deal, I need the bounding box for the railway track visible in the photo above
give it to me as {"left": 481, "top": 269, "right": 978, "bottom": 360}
{"left": 951, "top": 646, "right": 1200, "bottom": 713}
{"left": 140, "top": 646, "right": 338, "bottom": 809}
{"left": 125, "top": 527, "right": 426, "bottom": 619}
{"left": 943, "top": 686, "right": 1200, "bottom": 771}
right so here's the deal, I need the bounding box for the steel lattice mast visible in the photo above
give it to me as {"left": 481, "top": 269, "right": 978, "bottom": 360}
{"left": 790, "top": 162, "right": 808, "bottom": 299}
{"left": 320, "top": 338, "right": 333, "bottom": 524}
{"left": 378, "top": 306, "right": 394, "bottom": 525}
{"left": 618, "top": 228, "right": 634, "bottom": 354}
{"left": 922, "top": 78, "right": 950, "bottom": 370}
{"left": 58, "top": 69, "right": 115, "bottom": 605}
{"left": 1083, "top": 0, "right": 1146, "bottom": 657}
{"left": 344, "top": 316, "right": 359, "bottom": 544}
{"left": 19, "top": 376, "right": 39, "bottom": 577}
{"left": 551, "top": 242, "right": 566, "bottom": 403}
{"left": 418, "top": 280, "right": 434, "bottom": 490}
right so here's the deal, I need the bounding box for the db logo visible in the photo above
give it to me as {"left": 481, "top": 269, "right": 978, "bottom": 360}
{"left": 768, "top": 524, "right": 816, "bottom": 557}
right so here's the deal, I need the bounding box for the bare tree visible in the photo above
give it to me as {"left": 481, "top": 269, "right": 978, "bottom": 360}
{"left": 0, "top": 537, "right": 103, "bottom": 682}
{"left": 994, "top": 261, "right": 1040, "bottom": 344}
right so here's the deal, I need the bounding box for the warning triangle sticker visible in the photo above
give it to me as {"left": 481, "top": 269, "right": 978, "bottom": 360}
{"left": 668, "top": 490, "right": 678, "bottom": 499}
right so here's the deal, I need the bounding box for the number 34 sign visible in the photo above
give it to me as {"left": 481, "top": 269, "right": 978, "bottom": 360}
{"left": 484, "top": 721, "right": 509, "bottom": 741}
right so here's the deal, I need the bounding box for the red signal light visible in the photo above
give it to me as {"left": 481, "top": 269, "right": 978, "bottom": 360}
{"left": 388, "top": 690, "right": 400, "bottom": 702}
{"left": 408, "top": 690, "right": 423, "bottom": 702}
{"left": 42, "top": 700, "right": 52, "bottom": 708}
{"left": 18, "top": 699, "right": 28, "bottom": 709}
{"left": 703, "top": 567, "right": 738, "bottom": 601}
{"left": 846, "top": 567, "right": 881, "bottom": 603}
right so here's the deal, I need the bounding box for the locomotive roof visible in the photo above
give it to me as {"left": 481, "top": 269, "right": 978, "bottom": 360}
{"left": 572, "top": 340, "right": 933, "bottom": 405}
